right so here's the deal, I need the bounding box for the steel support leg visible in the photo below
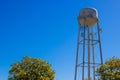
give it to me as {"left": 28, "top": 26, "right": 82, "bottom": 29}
{"left": 82, "top": 26, "right": 86, "bottom": 80}
{"left": 92, "top": 27, "right": 95, "bottom": 80}
{"left": 74, "top": 25, "right": 81, "bottom": 80}
{"left": 88, "top": 27, "right": 91, "bottom": 80}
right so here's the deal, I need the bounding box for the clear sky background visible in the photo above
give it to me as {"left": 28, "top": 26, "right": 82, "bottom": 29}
{"left": 0, "top": 0, "right": 120, "bottom": 80}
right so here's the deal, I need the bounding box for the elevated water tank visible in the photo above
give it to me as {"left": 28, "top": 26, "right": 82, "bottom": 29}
{"left": 78, "top": 8, "right": 98, "bottom": 27}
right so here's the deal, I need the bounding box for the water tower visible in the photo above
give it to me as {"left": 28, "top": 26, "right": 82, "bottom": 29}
{"left": 74, "top": 8, "right": 103, "bottom": 80}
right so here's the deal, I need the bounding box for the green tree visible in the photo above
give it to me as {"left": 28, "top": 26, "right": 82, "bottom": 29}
{"left": 96, "top": 57, "right": 120, "bottom": 80}
{"left": 8, "top": 56, "right": 55, "bottom": 80}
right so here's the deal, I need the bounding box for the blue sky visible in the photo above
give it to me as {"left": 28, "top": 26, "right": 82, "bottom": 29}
{"left": 0, "top": 0, "right": 120, "bottom": 80}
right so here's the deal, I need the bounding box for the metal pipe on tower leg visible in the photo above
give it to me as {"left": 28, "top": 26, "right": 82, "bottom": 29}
{"left": 74, "top": 25, "right": 81, "bottom": 80}
{"left": 92, "top": 27, "right": 96, "bottom": 80}
{"left": 82, "top": 25, "right": 86, "bottom": 80}
{"left": 97, "top": 22, "right": 103, "bottom": 64}
{"left": 97, "top": 22, "right": 105, "bottom": 80}
{"left": 88, "top": 26, "right": 91, "bottom": 80}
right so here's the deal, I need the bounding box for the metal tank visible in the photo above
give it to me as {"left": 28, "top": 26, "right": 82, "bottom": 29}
{"left": 78, "top": 8, "right": 98, "bottom": 27}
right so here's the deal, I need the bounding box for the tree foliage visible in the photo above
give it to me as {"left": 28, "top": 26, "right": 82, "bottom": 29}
{"left": 96, "top": 57, "right": 120, "bottom": 80}
{"left": 8, "top": 56, "right": 55, "bottom": 80}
